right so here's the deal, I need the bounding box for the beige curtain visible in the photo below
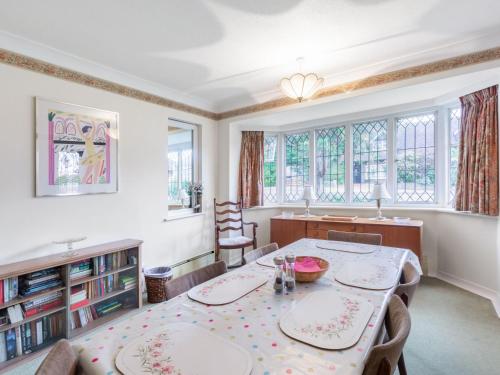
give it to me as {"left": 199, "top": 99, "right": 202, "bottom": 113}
{"left": 455, "top": 85, "right": 498, "bottom": 216}
{"left": 238, "top": 131, "right": 264, "bottom": 208}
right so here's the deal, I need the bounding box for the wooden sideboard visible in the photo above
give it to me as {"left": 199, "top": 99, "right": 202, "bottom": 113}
{"left": 271, "top": 216, "right": 423, "bottom": 260}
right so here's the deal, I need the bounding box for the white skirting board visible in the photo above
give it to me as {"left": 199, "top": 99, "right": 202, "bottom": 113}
{"left": 436, "top": 271, "right": 500, "bottom": 318}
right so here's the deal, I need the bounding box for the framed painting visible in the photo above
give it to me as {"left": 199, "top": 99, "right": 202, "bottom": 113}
{"left": 36, "top": 98, "right": 119, "bottom": 196}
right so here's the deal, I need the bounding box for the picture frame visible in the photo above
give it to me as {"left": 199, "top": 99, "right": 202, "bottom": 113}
{"left": 35, "top": 98, "right": 119, "bottom": 196}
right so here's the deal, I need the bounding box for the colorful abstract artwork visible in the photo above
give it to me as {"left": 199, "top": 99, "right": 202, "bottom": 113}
{"left": 36, "top": 98, "right": 118, "bottom": 196}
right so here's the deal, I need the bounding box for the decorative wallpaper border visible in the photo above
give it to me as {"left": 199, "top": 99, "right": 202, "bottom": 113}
{"left": 1, "top": 46, "right": 500, "bottom": 121}
{"left": 0, "top": 48, "right": 218, "bottom": 120}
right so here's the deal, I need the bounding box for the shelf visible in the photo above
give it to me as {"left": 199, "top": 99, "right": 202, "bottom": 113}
{"left": 0, "top": 286, "right": 66, "bottom": 310}
{"left": 70, "top": 264, "right": 136, "bottom": 286}
{"left": 0, "top": 240, "right": 142, "bottom": 371}
{"left": 71, "top": 288, "right": 135, "bottom": 312}
{"left": 70, "top": 307, "right": 135, "bottom": 339}
{"left": 0, "top": 336, "right": 63, "bottom": 372}
{"left": 0, "top": 305, "right": 66, "bottom": 333}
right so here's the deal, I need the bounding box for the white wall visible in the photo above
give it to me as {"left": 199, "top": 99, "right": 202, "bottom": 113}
{"left": 0, "top": 63, "right": 218, "bottom": 269}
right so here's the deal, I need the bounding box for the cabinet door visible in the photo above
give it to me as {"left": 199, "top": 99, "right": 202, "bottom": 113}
{"left": 270, "top": 219, "right": 307, "bottom": 247}
{"left": 355, "top": 224, "right": 421, "bottom": 260}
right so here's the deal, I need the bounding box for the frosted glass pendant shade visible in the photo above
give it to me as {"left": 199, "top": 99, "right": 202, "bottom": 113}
{"left": 280, "top": 73, "right": 324, "bottom": 102}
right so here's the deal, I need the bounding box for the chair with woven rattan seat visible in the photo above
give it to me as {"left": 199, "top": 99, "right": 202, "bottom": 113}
{"left": 36, "top": 339, "right": 78, "bottom": 375}
{"left": 362, "top": 295, "right": 411, "bottom": 375}
{"left": 327, "top": 229, "right": 382, "bottom": 245}
{"left": 214, "top": 199, "right": 257, "bottom": 266}
{"left": 164, "top": 260, "right": 227, "bottom": 299}
{"left": 243, "top": 242, "right": 279, "bottom": 264}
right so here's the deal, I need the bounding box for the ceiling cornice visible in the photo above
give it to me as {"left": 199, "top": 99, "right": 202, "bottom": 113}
{"left": 1, "top": 46, "right": 500, "bottom": 121}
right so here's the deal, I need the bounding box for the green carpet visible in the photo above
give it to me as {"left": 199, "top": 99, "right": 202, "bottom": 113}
{"left": 404, "top": 277, "right": 500, "bottom": 375}
{"left": 6, "top": 277, "right": 500, "bottom": 374}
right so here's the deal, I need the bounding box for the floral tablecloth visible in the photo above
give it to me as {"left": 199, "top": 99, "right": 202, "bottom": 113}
{"left": 74, "top": 239, "right": 420, "bottom": 375}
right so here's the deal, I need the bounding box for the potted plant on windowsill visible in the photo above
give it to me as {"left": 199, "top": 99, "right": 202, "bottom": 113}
{"left": 188, "top": 182, "right": 203, "bottom": 213}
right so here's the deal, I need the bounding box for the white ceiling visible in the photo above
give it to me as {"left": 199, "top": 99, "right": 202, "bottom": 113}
{"left": 1, "top": 0, "right": 500, "bottom": 112}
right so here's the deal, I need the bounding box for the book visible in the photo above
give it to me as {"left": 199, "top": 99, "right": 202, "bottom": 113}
{"left": 7, "top": 305, "right": 23, "bottom": 324}
{"left": 70, "top": 299, "right": 89, "bottom": 311}
{"left": 21, "top": 273, "right": 60, "bottom": 287}
{"left": 15, "top": 327, "right": 22, "bottom": 357}
{"left": 24, "top": 299, "right": 63, "bottom": 317}
{"left": 36, "top": 321, "right": 43, "bottom": 346}
{"left": 22, "top": 291, "right": 63, "bottom": 310}
{"left": 5, "top": 329, "right": 16, "bottom": 360}
{"left": 0, "top": 332, "right": 6, "bottom": 363}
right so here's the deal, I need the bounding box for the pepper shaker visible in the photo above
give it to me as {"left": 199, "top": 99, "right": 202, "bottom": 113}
{"left": 273, "top": 256, "right": 285, "bottom": 294}
{"left": 285, "top": 254, "right": 296, "bottom": 291}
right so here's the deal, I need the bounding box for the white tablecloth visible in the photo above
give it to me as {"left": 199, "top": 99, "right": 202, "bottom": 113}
{"left": 74, "top": 239, "right": 420, "bottom": 375}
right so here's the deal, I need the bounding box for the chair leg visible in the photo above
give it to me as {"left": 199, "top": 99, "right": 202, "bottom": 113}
{"left": 215, "top": 244, "right": 220, "bottom": 262}
{"left": 397, "top": 352, "right": 407, "bottom": 375}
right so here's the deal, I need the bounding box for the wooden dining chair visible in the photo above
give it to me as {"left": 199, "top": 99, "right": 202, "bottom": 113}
{"left": 214, "top": 199, "right": 258, "bottom": 266}
{"left": 395, "top": 262, "right": 420, "bottom": 307}
{"left": 36, "top": 339, "right": 78, "bottom": 375}
{"left": 390, "top": 261, "right": 420, "bottom": 375}
{"left": 164, "top": 260, "right": 227, "bottom": 299}
{"left": 243, "top": 242, "right": 279, "bottom": 264}
{"left": 362, "top": 295, "right": 411, "bottom": 375}
{"left": 327, "top": 230, "right": 382, "bottom": 245}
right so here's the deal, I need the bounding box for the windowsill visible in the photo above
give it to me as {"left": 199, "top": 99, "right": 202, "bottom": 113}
{"left": 164, "top": 211, "right": 204, "bottom": 222}
{"left": 244, "top": 204, "right": 498, "bottom": 219}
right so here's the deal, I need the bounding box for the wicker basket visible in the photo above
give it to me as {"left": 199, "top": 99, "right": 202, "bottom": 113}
{"left": 144, "top": 267, "right": 173, "bottom": 303}
{"left": 294, "top": 256, "right": 329, "bottom": 283}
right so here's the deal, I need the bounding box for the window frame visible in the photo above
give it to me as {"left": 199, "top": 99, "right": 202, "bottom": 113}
{"left": 262, "top": 104, "right": 459, "bottom": 208}
{"left": 393, "top": 109, "right": 438, "bottom": 205}
{"left": 167, "top": 118, "right": 201, "bottom": 215}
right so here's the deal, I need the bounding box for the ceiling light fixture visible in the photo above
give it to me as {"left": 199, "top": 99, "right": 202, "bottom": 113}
{"left": 280, "top": 58, "right": 324, "bottom": 102}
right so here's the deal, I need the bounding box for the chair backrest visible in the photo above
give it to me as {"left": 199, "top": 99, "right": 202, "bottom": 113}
{"left": 243, "top": 242, "right": 279, "bottom": 264}
{"left": 165, "top": 260, "right": 228, "bottom": 299}
{"left": 214, "top": 199, "right": 244, "bottom": 236}
{"left": 327, "top": 230, "right": 382, "bottom": 245}
{"left": 395, "top": 262, "right": 420, "bottom": 307}
{"left": 362, "top": 295, "right": 411, "bottom": 375}
{"left": 36, "top": 339, "right": 78, "bottom": 375}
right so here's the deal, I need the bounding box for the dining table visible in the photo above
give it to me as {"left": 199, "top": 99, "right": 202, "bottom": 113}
{"left": 74, "top": 238, "right": 421, "bottom": 375}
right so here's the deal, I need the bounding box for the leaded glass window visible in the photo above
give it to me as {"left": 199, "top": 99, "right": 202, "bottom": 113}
{"left": 396, "top": 113, "right": 436, "bottom": 203}
{"left": 315, "top": 127, "right": 345, "bottom": 202}
{"left": 264, "top": 135, "right": 278, "bottom": 202}
{"left": 449, "top": 108, "right": 461, "bottom": 205}
{"left": 352, "top": 120, "right": 388, "bottom": 202}
{"left": 285, "top": 132, "right": 310, "bottom": 201}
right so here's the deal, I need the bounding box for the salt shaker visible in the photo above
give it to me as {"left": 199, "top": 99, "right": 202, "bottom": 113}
{"left": 285, "top": 254, "right": 296, "bottom": 291}
{"left": 273, "top": 256, "right": 285, "bottom": 294}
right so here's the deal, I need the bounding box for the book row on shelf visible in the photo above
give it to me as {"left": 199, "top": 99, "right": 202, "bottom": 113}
{"left": 70, "top": 293, "right": 137, "bottom": 330}
{"left": 70, "top": 274, "right": 137, "bottom": 311}
{"left": 0, "top": 312, "right": 64, "bottom": 363}
{"left": 70, "top": 251, "right": 137, "bottom": 280}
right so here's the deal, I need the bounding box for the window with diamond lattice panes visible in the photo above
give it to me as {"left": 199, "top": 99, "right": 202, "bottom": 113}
{"left": 264, "top": 135, "right": 278, "bottom": 203}
{"left": 449, "top": 108, "right": 461, "bottom": 205}
{"left": 315, "top": 127, "right": 346, "bottom": 202}
{"left": 352, "top": 120, "right": 388, "bottom": 202}
{"left": 285, "top": 132, "right": 310, "bottom": 201}
{"left": 396, "top": 113, "right": 436, "bottom": 203}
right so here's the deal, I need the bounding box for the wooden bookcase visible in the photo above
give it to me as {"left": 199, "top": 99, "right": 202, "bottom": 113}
{"left": 0, "top": 239, "right": 142, "bottom": 372}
